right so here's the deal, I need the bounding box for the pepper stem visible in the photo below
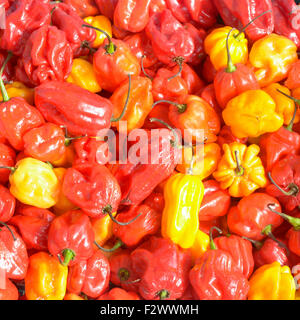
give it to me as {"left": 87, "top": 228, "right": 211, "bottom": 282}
{"left": 267, "top": 204, "right": 300, "bottom": 231}
{"left": 0, "top": 222, "right": 17, "bottom": 241}
{"left": 103, "top": 204, "right": 142, "bottom": 226}
{"left": 141, "top": 55, "right": 153, "bottom": 80}
{"left": 118, "top": 268, "right": 130, "bottom": 281}
{"left": 261, "top": 224, "right": 290, "bottom": 254}
{"left": 94, "top": 240, "right": 123, "bottom": 252}
{"left": 225, "top": 29, "right": 237, "bottom": 73}
{"left": 157, "top": 289, "right": 170, "bottom": 300}
{"left": 151, "top": 99, "right": 187, "bottom": 113}
{"left": 64, "top": 135, "right": 87, "bottom": 147}
{"left": 0, "top": 52, "right": 12, "bottom": 102}
{"left": 0, "top": 165, "right": 16, "bottom": 173}
{"left": 61, "top": 248, "right": 75, "bottom": 267}
{"left": 234, "top": 150, "right": 244, "bottom": 176}
{"left": 209, "top": 226, "right": 223, "bottom": 250}
{"left": 168, "top": 56, "right": 184, "bottom": 81}
{"left": 241, "top": 236, "right": 263, "bottom": 250}
{"left": 268, "top": 172, "right": 299, "bottom": 197}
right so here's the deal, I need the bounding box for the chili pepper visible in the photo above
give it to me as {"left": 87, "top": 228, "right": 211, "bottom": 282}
{"left": 189, "top": 230, "right": 210, "bottom": 262}
{"left": 248, "top": 262, "right": 295, "bottom": 300}
{"left": 167, "top": 95, "right": 220, "bottom": 144}
{"left": 95, "top": 0, "right": 118, "bottom": 20}
{"left": 9, "top": 206, "right": 55, "bottom": 251}
{"left": 285, "top": 61, "right": 300, "bottom": 90}
{"left": 145, "top": 9, "right": 195, "bottom": 65}
{"left": 91, "top": 212, "right": 116, "bottom": 248}
{"left": 63, "top": 0, "right": 100, "bottom": 18}
{"left": 222, "top": 90, "right": 284, "bottom": 139}
{"left": 25, "top": 252, "right": 68, "bottom": 300}
{"left": 110, "top": 75, "right": 154, "bottom": 132}
{"left": 83, "top": 15, "right": 112, "bottom": 48}
{"left": 16, "top": 25, "right": 73, "bottom": 87}
{"left": 66, "top": 58, "right": 101, "bottom": 93}
{"left": 142, "top": 103, "right": 172, "bottom": 130}
{"left": 189, "top": 228, "right": 250, "bottom": 300}
{"left": 0, "top": 143, "right": 15, "bottom": 184}
{"left": 198, "top": 84, "right": 222, "bottom": 116}
{"left": 227, "top": 193, "right": 283, "bottom": 240}
{"left": 0, "top": 278, "right": 18, "bottom": 300}
{"left": 67, "top": 250, "right": 110, "bottom": 298}
{"left": 199, "top": 180, "right": 231, "bottom": 222}
{"left": 5, "top": 158, "right": 59, "bottom": 209}
{"left": 249, "top": 34, "right": 298, "bottom": 87}
{"left": 63, "top": 164, "right": 121, "bottom": 219}
{"left": 131, "top": 236, "right": 192, "bottom": 300}
{"left": 34, "top": 80, "right": 115, "bottom": 137}
{"left": 143, "top": 192, "right": 165, "bottom": 213}
{"left": 161, "top": 169, "right": 204, "bottom": 249}
{"left": 214, "top": 29, "right": 259, "bottom": 109}
{"left": 213, "top": 142, "right": 267, "bottom": 197}
{"left": 204, "top": 26, "right": 248, "bottom": 71}
{"left": 0, "top": 0, "right": 51, "bottom": 56}
{"left": 0, "top": 224, "right": 28, "bottom": 280}
{"left": 98, "top": 287, "right": 140, "bottom": 300}
{"left": 217, "top": 125, "right": 247, "bottom": 147}
{"left": 266, "top": 155, "right": 300, "bottom": 212}
{"left": 113, "top": 204, "right": 161, "bottom": 247}
{"left": 48, "top": 209, "right": 95, "bottom": 267}
{"left": 0, "top": 186, "right": 15, "bottom": 223}
{"left": 0, "top": 51, "right": 14, "bottom": 84}
{"left": 0, "top": 82, "right": 34, "bottom": 105}
{"left": 165, "top": 0, "right": 191, "bottom": 23}
{"left": 51, "top": 2, "right": 96, "bottom": 57}
{"left": 201, "top": 56, "right": 217, "bottom": 83}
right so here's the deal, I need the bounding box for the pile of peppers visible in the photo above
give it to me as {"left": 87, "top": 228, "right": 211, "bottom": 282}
{"left": 1, "top": 0, "right": 300, "bottom": 301}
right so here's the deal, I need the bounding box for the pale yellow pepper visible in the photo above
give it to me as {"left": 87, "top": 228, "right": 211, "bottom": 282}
{"left": 0, "top": 81, "right": 34, "bottom": 104}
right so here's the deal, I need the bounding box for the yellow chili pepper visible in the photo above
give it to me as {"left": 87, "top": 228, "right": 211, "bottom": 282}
{"left": 8, "top": 157, "right": 59, "bottom": 209}
{"left": 189, "top": 230, "right": 210, "bottom": 263}
{"left": 25, "top": 252, "right": 68, "bottom": 300}
{"left": 52, "top": 167, "right": 77, "bottom": 215}
{"left": 248, "top": 262, "right": 296, "bottom": 300}
{"left": 177, "top": 143, "right": 221, "bottom": 180}
{"left": 222, "top": 90, "right": 284, "bottom": 139}
{"left": 213, "top": 142, "right": 267, "bottom": 198}
{"left": 161, "top": 171, "right": 204, "bottom": 249}
{"left": 0, "top": 81, "right": 34, "bottom": 105}
{"left": 91, "top": 212, "right": 117, "bottom": 248}
{"left": 66, "top": 58, "right": 101, "bottom": 93}
{"left": 263, "top": 83, "right": 300, "bottom": 126}
{"left": 51, "top": 144, "right": 75, "bottom": 168}
{"left": 83, "top": 15, "right": 112, "bottom": 48}
{"left": 249, "top": 34, "right": 298, "bottom": 87}
{"left": 204, "top": 26, "right": 248, "bottom": 71}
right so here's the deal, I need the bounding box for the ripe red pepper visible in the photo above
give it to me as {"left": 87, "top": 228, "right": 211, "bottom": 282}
{"left": 94, "top": 0, "right": 118, "bottom": 20}
{"left": 34, "top": 81, "right": 114, "bottom": 137}
{"left": 143, "top": 192, "right": 165, "bottom": 213}
{"left": 150, "top": 0, "right": 167, "bottom": 15}
{"left": 63, "top": 0, "right": 100, "bottom": 18}
{"left": 199, "top": 180, "right": 231, "bottom": 222}
{"left": 185, "top": 0, "right": 218, "bottom": 28}
{"left": 0, "top": 143, "right": 16, "bottom": 184}
{"left": 142, "top": 104, "right": 172, "bottom": 130}
{"left": 0, "top": 278, "right": 19, "bottom": 300}
{"left": 130, "top": 236, "right": 192, "bottom": 300}
{"left": 285, "top": 61, "right": 300, "bottom": 90}
{"left": 145, "top": 9, "right": 195, "bottom": 65}
{"left": 0, "top": 186, "right": 15, "bottom": 223}
{"left": 201, "top": 56, "right": 217, "bottom": 83}
{"left": 63, "top": 164, "right": 121, "bottom": 219}
{"left": 198, "top": 84, "right": 222, "bottom": 117}
{"left": 47, "top": 210, "right": 95, "bottom": 266}
{"left": 9, "top": 205, "right": 55, "bottom": 251}
{"left": 217, "top": 125, "right": 247, "bottom": 146}
{"left": 165, "top": 0, "right": 191, "bottom": 23}
{"left": 113, "top": 204, "right": 161, "bottom": 247}
{"left": 67, "top": 250, "right": 110, "bottom": 298}
{"left": 0, "top": 0, "right": 51, "bottom": 56}
{"left": 266, "top": 155, "right": 300, "bottom": 212}
{"left": 98, "top": 287, "right": 140, "bottom": 300}
{"left": 0, "top": 224, "right": 28, "bottom": 280}
{"left": 0, "top": 51, "right": 14, "bottom": 84}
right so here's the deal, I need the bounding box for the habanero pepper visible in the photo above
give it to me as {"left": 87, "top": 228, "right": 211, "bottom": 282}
{"left": 285, "top": 60, "right": 300, "bottom": 90}
{"left": 0, "top": 143, "right": 15, "bottom": 184}
{"left": 94, "top": 0, "right": 118, "bottom": 20}
{"left": 165, "top": 0, "right": 191, "bottom": 23}
{"left": 0, "top": 185, "right": 15, "bottom": 222}
{"left": 143, "top": 192, "right": 165, "bottom": 213}
{"left": 63, "top": 0, "right": 100, "bottom": 18}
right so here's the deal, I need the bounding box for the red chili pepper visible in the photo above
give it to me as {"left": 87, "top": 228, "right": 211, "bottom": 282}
{"left": 199, "top": 180, "right": 231, "bottom": 222}
{"left": 63, "top": 0, "right": 100, "bottom": 18}
{"left": 67, "top": 250, "right": 110, "bottom": 298}
{"left": 113, "top": 204, "right": 161, "bottom": 247}
{"left": 227, "top": 193, "right": 283, "bottom": 241}
{"left": 217, "top": 125, "right": 247, "bottom": 147}
{"left": 130, "top": 236, "right": 192, "bottom": 300}
{"left": 98, "top": 287, "right": 140, "bottom": 300}
{"left": 165, "top": 0, "right": 191, "bottom": 23}
{"left": 47, "top": 210, "right": 95, "bottom": 266}
{"left": 0, "top": 186, "right": 15, "bottom": 223}
{"left": 94, "top": 0, "right": 118, "bottom": 20}
{"left": 34, "top": 80, "right": 114, "bottom": 137}
{"left": 0, "top": 224, "right": 28, "bottom": 280}
{"left": 201, "top": 56, "right": 217, "bottom": 83}
{"left": 63, "top": 164, "right": 121, "bottom": 219}
{"left": 51, "top": 2, "right": 96, "bottom": 57}
{"left": 142, "top": 104, "right": 172, "bottom": 130}
{"left": 0, "top": 143, "right": 16, "bottom": 184}
{"left": 150, "top": 0, "right": 167, "bottom": 15}
{"left": 145, "top": 9, "right": 195, "bottom": 65}
{"left": 189, "top": 228, "right": 249, "bottom": 300}
{"left": 9, "top": 205, "right": 55, "bottom": 251}
{"left": 285, "top": 61, "right": 300, "bottom": 90}
{"left": 185, "top": 0, "right": 218, "bottom": 28}
{"left": 0, "top": 0, "right": 51, "bottom": 56}
{"left": 198, "top": 84, "right": 222, "bottom": 117}
{"left": 143, "top": 192, "right": 165, "bottom": 213}
{"left": 0, "top": 278, "right": 19, "bottom": 300}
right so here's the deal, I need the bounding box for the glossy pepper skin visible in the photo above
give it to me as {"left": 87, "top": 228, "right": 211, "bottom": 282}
{"left": 47, "top": 210, "right": 95, "bottom": 267}
{"left": 222, "top": 90, "right": 284, "bottom": 139}
{"left": 199, "top": 180, "right": 231, "bottom": 222}
{"left": 0, "top": 224, "right": 28, "bottom": 280}
{"left": 63, "top": 164, "right": 121, "bottom": 219}
{"left": 248, "top": 262, "right": 295, "bottom": 300}
{"left": 25, "top": 252, "right": 68, "bottom": 300}
{"left": 113, "top": 204, "right": 161, "bottom": 247}
{"left": 227, "top": 193, "right": 283, "bottom": 240}
{"left": 0, "top": 186, "right": 15, "bottom": 222}
{"left": 0, "top": 279, "right": 19, "bottom": 300}
{"left": 34, "top": 81, "right": 114, "bottom": 137}
{"left": 63, "top": 0, "right": 100, "bottom": 18}
{"left": 145, "top": 9, "right": 195, "bottom": 65}
{"left": 8, "top": 158, "right": 59, "bottom": 209}
{"left": 162, "top": 172, "right": 204, "bottom": 249}
{"left": 285, "top": 61, "right": 300, "bottom": 90}
{"left": 67, "top": 250, "right": 110, "bottom": 298}
{"left": 213, "top": 143, "right": 267, "bottom": 198}
{"left": 131, "top": 236, "right": 192, "bottom": 300}
{"left": 9, "top": 206, "right": 55, "bottom": 251}
{"left": 16, "top": 25, "right": 73, "bottom": 87}
{"left": 249, "top": 34, "right": 298, "bottom": 87}
{"left": 95, "top": 0, "right": 118, "bottom": 20}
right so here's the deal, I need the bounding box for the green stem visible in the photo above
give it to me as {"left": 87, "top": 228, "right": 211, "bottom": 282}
{"left": 0, "top": 222, "right": 17, "bottom": 241}
{"left": 151, "top": 99, "right": 187, "bottom": 113}
{"left": 61, "top": 248, "right": 75, "bottom": 267}
{"left": 267, "top": 204, "right": 300, "bottom": 231}
{"left": 261, "top": 224, "right": 290, "bottom": 254}
{"left": 0, "top": 52, "right": 13, "bottom": 102}
{"left": 241, "top": 236, "right": 263, "bottom": 250}
{"left": 234, "top": 150, "right": 244, "bottom": 176}
{"left": 94, "top": 240, "right": 123, "bottom": 253}
{"left": 0, "top": 165, "right": 16, "bottom": 173}
{"left": 157, "top": 289, "right": 170, "bottom": 300}
{"left": 141, "top": 55, "right": 153, "bottom": 80}
{"left": 225, "top": 29, "right": 236, "bottom": 73}
{"left": 268, "top": 172, "right": 299, "bottom": 197}
{"left": 168, "top": 56, "right": 184, "bottom": 81}
{"left": 64, "top": 135, "right": 87, "bottom": 147}
{"left": 209, "top": 226, "right": 223, "bottom": 250}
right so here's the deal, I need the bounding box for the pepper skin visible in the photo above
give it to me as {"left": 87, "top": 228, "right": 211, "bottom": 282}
{"left": 213, "top": 142, "right": 267, "bottom": 197}
{"left": 0, "top": 185, "right": 15, "bottom": 222}
{"left": 25, "top": 252, "right": 68, "bottom": 300}
{"left": 248, "top": 262, "right": 295, "bottom": 300}
{"left": 0, "top": 143, "right": 16, "bottom": 184}
{"left": 189, "top": 230, "right": 210, "bottom": 262}
{"left": 285, "top": 61, "right": 300, "bottom": 90}
{"left": 217, "top": 125, "right": 248, "bottom": 147}
{"left": 0, "top": 82, "right": 34, "bottom": 105}
{"left": 0, "top": 279, "right": 19, "bottom": 300}
{"left": 8, "top": 158, "right": 59, "bottom": 209}
{"left": 161, "top": 172, "right": 204, "bottom": 249}
{"left": 98, "top": 288, "right": 140, "bottom": 300}
{"left": 63, "top": 0, "right": 100, "bottom": 18}
{"left": 91, "top": 213, "right": 116, "bottom": 247}
{"left": 47, "top": 210, "right": 95, "bottom": 267}
{"left": 94, "top": 0, "right": 118, "bottom": 20}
